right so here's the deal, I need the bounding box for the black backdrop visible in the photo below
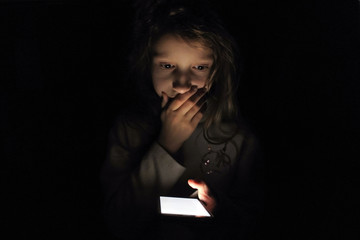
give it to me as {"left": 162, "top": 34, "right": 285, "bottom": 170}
{"left": 2, "top": 0, "right": 360, "bottom": 239}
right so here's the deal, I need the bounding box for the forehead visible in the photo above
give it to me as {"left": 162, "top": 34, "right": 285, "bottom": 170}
{"left": 152, "top": 34, "right": 213, "bottom": 60}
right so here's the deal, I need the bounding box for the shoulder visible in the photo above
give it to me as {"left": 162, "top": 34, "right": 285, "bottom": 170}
{"left": 111, "top": 110, "right": 161, "bottom": 149}
{"left": 203, "top": 120, "right": 261, "bottom": 158}
{"left": 205, "top": 119, "right": 255, "bottom": 143}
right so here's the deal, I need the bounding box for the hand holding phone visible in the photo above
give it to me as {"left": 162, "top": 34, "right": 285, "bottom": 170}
{"left": 188, "top": 179, "right": 216, "bottom": 213}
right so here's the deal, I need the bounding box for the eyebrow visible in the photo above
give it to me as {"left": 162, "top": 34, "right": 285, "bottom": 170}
{"left": 153, "top": 51, "right": 168, "bottom": 58}
{"left": 152, "top": 52, "right": 214, "bottom": 61}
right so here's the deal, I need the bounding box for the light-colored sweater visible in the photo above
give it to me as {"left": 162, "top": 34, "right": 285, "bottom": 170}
{"left": 100, "top": 111, "right": 263, "bottom": 239}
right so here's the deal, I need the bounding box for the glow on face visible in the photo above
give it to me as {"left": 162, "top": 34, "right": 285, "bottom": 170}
{"left": 151, "top": 34, "right": 214, "bottom": 98}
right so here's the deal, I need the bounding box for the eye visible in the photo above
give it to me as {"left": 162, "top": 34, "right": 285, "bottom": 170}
{"left": 193, "top": 65, "right": 208, "bottom": 71}
{"left": 160, "top": 63, "right": 175, "bottom": 69}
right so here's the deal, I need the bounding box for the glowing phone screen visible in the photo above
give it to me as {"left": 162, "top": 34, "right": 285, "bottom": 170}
{"left": 159, "top": 196, "right": 211, "bottom": 217}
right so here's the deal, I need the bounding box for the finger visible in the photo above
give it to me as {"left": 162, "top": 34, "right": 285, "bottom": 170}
{"left": 188, "top": 179, "right": 208, "bottom": 194}
{"left": 188, "top": 179, "right": 211, "bottom": 202}
{"left": 188, "top": 103, "right": 206, "bottom": 129}
{"left": 161, "top": 92, "right": 169, "bottom": 108}
{"left": 177, "top": 87, "right": 207, "bottom": 115}
{"left": 191, "top": 112, "right": 204, "bottom": 129}
{"left": 188, "top": 179, "right": 216, "bottom": 213}
{"left": 188, "top": 179, "right": 202, "bottom": 189}
{"left": 185, "top": 94, "right": 207, "bottom": 120}
{"left": 168, "top": 86, "right": 198, "bottom": 110}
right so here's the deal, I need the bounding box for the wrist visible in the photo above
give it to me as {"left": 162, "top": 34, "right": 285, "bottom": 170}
{"left": 157, "top": 138, "right": 179, "bottom": 154}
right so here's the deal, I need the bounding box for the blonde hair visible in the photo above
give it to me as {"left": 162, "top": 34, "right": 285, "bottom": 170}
{"left": 129, "top": 0, "right": 242, "bottom": 133}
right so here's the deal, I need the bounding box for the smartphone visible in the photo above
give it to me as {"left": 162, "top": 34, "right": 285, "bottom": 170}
{"left": 159, "top": 196, "right": 212, "bottom": 218}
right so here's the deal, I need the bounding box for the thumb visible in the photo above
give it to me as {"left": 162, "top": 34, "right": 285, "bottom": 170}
{"left": 188, "top": 179, "right": 212, "bottom": 204}
{"left": 161, "top": 92, "right": 169, "bottom": 108}
{"left": 188, "top": 179, "right": 203, "bottom": 190}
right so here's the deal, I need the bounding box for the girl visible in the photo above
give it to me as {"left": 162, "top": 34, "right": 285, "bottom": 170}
{"left": 100, "top": 0, "right": 263, "bottom": 239}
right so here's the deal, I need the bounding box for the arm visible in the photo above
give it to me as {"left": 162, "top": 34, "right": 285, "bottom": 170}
{"left": 100, "top": 88, "right": 207, "bottom": 237}
{"left": 100, "top": 115, "right": 185, "bottom": 231}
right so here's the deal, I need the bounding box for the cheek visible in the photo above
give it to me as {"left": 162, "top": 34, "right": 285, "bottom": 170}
{"left": 192, "top": 75, "right": 209, "bottom": 88}
{"left": 152, "top": 71, "right": 173, "bottom": 95}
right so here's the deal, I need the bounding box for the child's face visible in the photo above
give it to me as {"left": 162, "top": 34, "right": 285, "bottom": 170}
{"left": 151, "top": 34, "right": 213, "bottom": 98}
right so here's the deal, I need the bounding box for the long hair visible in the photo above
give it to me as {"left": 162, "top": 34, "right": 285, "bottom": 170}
{"left": 128, "top": 0, "right": 243, "bottom": 134}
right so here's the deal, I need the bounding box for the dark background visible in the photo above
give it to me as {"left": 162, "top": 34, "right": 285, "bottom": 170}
{"left": 2, "top": 0, "right": 359, "bottom": 239}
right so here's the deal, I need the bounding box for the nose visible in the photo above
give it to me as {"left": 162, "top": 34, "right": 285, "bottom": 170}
{"left": 173, "top": 72, "right": 192, "bottom": 94}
